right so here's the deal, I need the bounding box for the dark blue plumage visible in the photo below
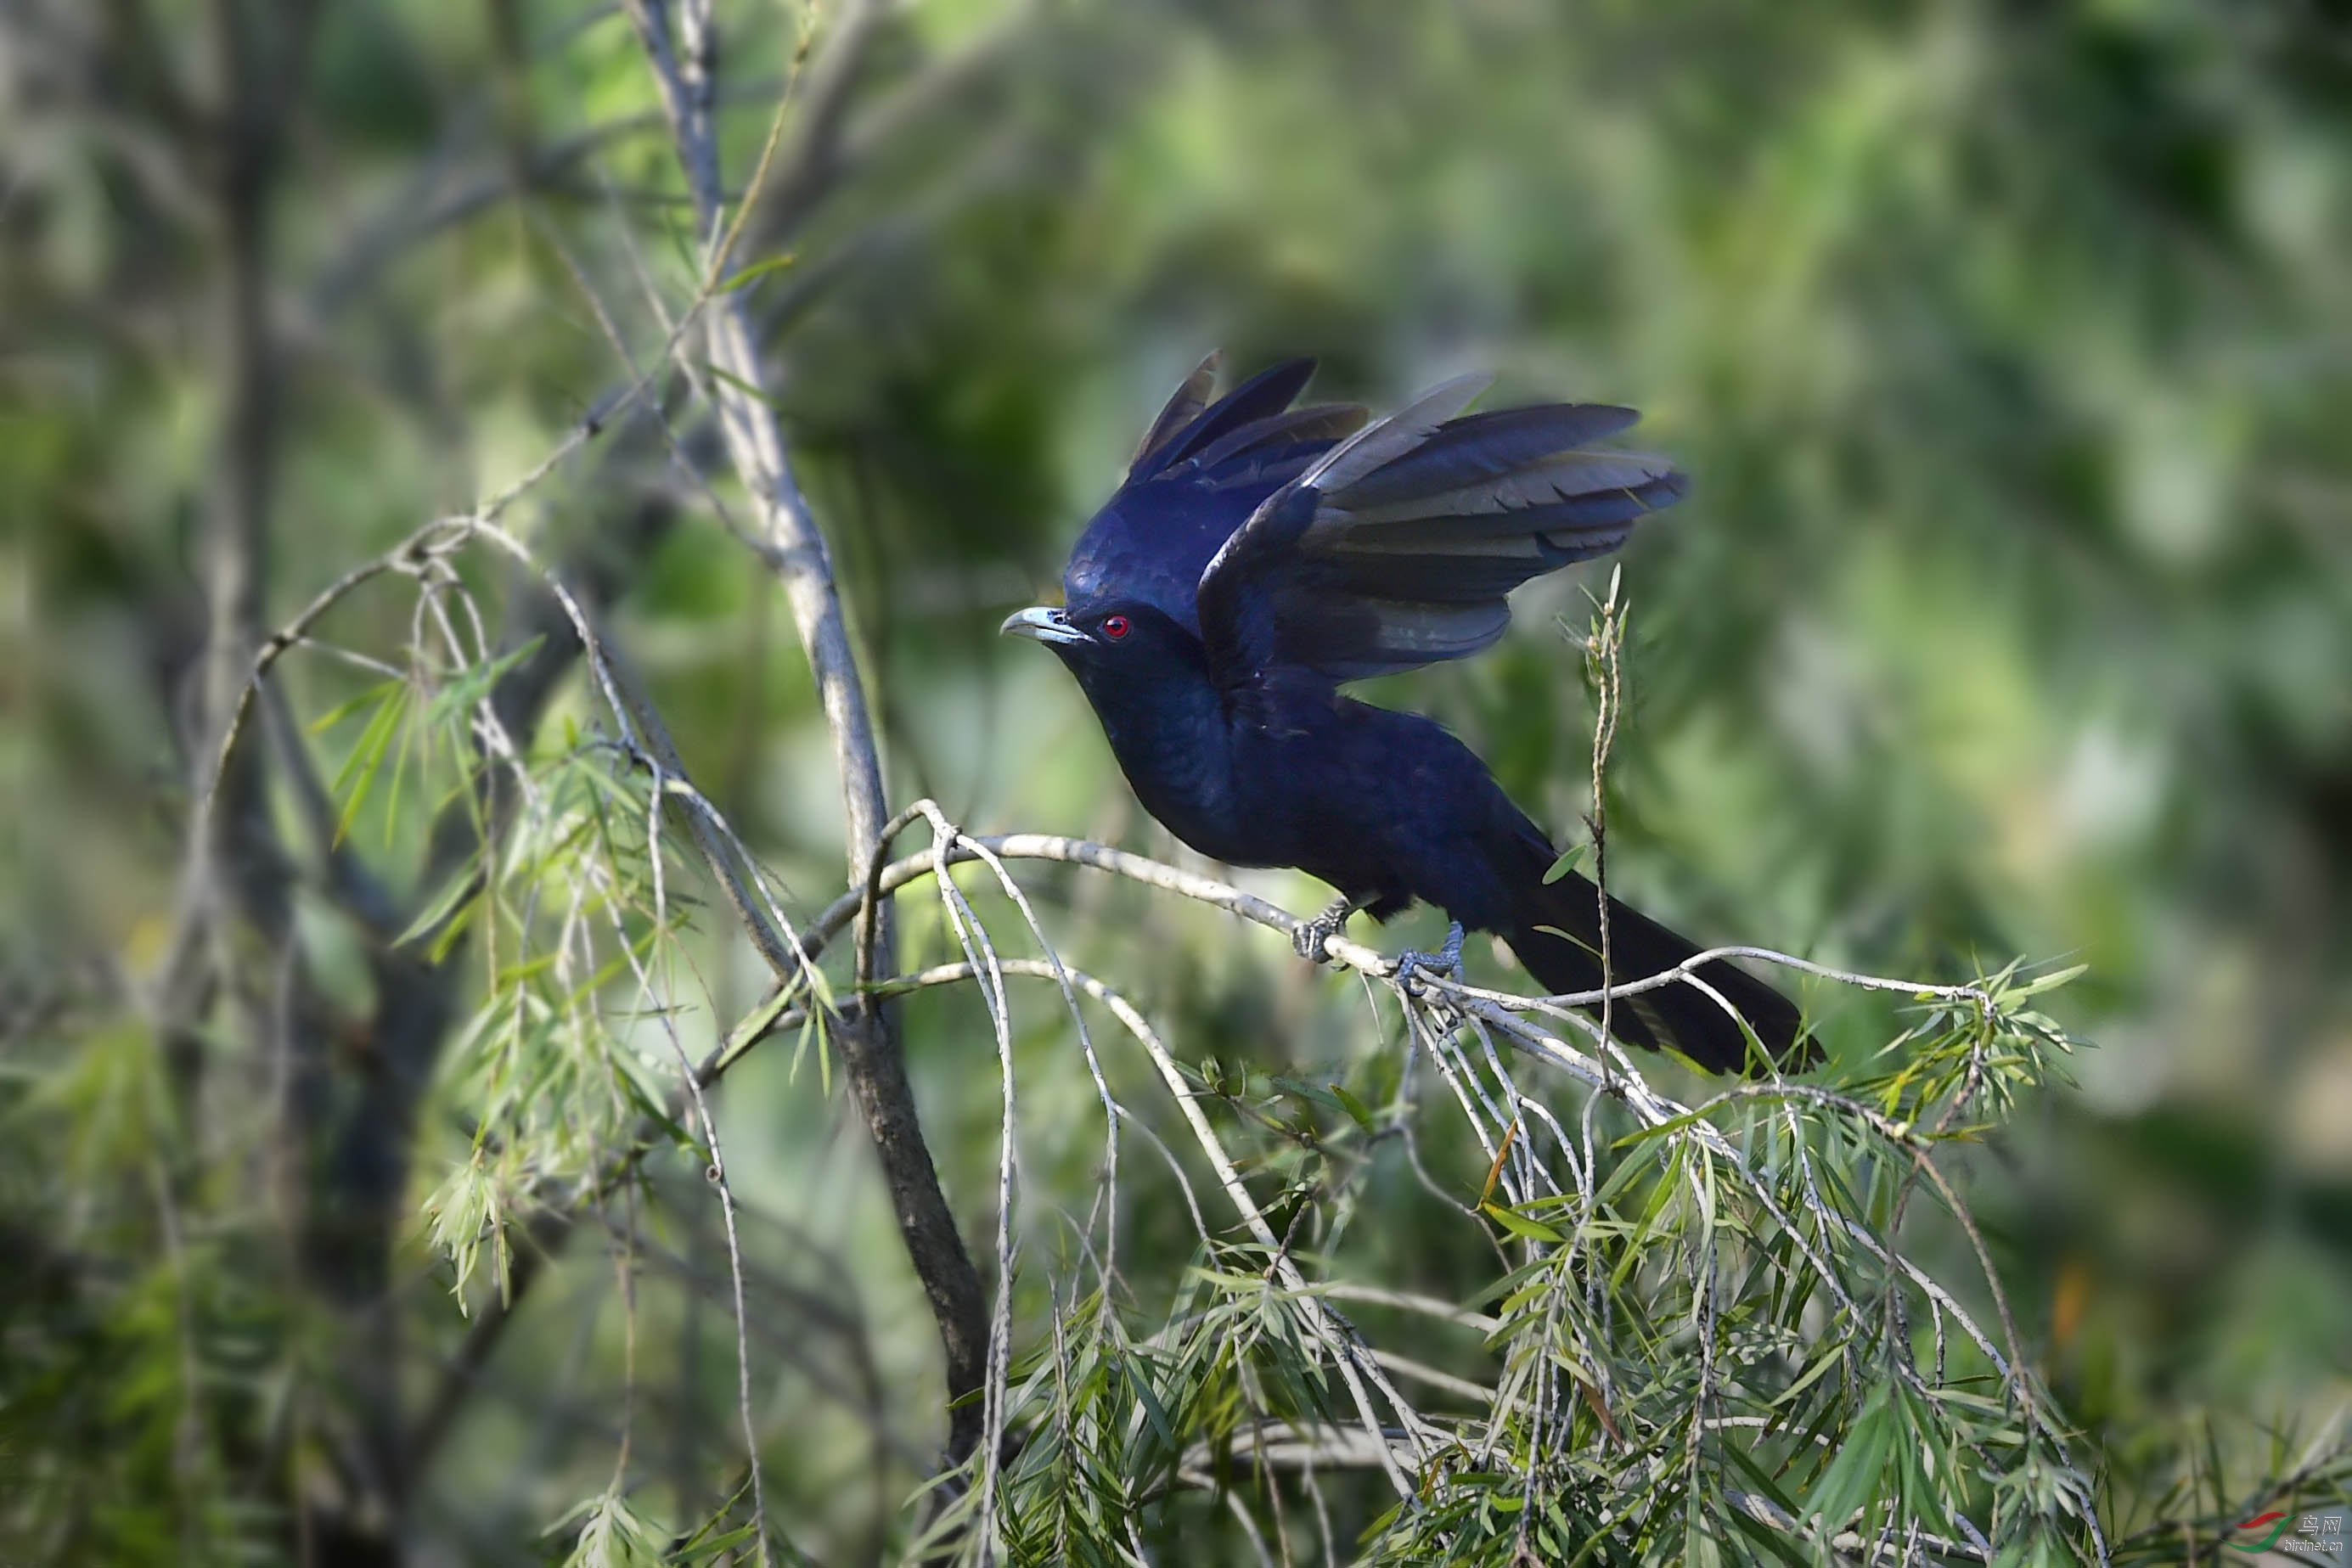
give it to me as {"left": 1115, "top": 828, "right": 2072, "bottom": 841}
{"left": 1061, "top": 359, "right": 1353, "bottom": 634}
{"left": 1009, "top": 357, "right": 1810, "bottom": 1072}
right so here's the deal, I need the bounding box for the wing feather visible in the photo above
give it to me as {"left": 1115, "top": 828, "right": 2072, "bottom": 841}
{"left": 1334, "top": 452, "right": 1679, "bottom": 528}
{"left": 1196, "top": 377, "right": 1688, "bottom": 698}
{"left": 1136, "top": 358, "right": 1319, "bottom": 480}
{"left": 1296, "top": 373, "right": 1495, "bottom": 495}
{"left": 1069, "top": 357, "right": 1338, "bottom": 627}
{"left": 1331, "top": 405, "right": 1641, "bottom": 509}
{"left": 1188, "top": 403, "right": 1370, "bottom": 475}
{"left": 1128, "top": 351, "right": 1222, "bottom": 471}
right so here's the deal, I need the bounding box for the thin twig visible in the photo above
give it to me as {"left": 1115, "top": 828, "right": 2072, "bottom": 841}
{"left": 621, "top": 0, "right": 991, "bottom": 1484}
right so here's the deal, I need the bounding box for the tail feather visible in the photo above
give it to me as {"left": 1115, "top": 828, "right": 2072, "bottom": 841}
{"left": 1505, "top": 863, "right": 1816, "bottom": 1076}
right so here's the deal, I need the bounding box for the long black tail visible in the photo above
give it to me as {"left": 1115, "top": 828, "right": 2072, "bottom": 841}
{"left": 1503, "top": 845, "right": 1815, "bottom": 1076}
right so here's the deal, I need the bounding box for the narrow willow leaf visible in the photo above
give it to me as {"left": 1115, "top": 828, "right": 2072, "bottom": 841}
{"left": 2001, "top": 962, "right": 2089, "bottom": 1002}
{"left": 1483, "top": 1201, "right": 1565, "bottom": 1245}
{"left": 332, "top": 683, "right": 410, "bottom": 847}
{"left": 1805, "top": 1384, "right": 1894, "bottom": 1537}
{"left": 395, "top": 862, "right": 484, "bottom": 948}
{"left": 717, "top": 251, "right": 797, "bottom": 294}
{"left": 308, "top": 678, "right": 400, "bottom": 736}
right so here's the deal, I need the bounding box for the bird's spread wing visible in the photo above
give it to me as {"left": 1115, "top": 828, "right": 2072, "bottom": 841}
{"left": 1063, "top": 357, "right": 1366, "bottom": 629}
{"left": 1196, "top": 374, "right": 1686, "bottom": 701}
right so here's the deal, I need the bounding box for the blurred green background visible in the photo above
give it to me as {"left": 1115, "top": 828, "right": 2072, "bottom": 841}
{"left": 4, "top": 0, "right": 2349, "bottom": 1560}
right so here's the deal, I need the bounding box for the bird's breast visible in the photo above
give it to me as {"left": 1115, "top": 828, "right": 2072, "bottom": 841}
{"left": 1095, "top": 698, "right": 1283, "bottom": 868}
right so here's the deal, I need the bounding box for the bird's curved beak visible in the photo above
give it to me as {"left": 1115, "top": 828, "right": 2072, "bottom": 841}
{"left": 999, "top": 605, "right": 1091, "bottom": 648}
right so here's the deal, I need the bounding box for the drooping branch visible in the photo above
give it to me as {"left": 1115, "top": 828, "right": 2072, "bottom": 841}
{"left": 860, "top": 954, "right": 1432, "bottom": 1502}
{"left": 759, "top": 829, "right": 2099, "bottom": 1554}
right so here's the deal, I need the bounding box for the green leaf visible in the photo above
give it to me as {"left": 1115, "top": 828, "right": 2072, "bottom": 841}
{"left": 332, "top": 683, "right": 410, "bottom": 846}
{"left": 1717, "top": 1498, "right": 1811, "bottom": 1568}
{"left": 717, "top": 250, "right": 797, "bottom": 294}
{"left": 308, "top": 678, "right": 400, "bottom": 736}
{"left": 1768, "top": 1336, "right": 1850, "bottom": 1413}
{"left": 1329, "top": 1082, "right": 1376, "bottom": 1133}
{"left": 2000, "top": 963, "right": 2089, "bottom": 1003}
{"left": 1117, "top": 1352, "right": 1179, "bottom": 1454}
{"left": 1269, "top": 1074, "right": 1342, "bottom": 1111}
{"left": 1805, "top": 1383, "right": 1894, "bottom": 1538}
{"left": 1613, "top": 1109, "right": 1707, "bottom": 1149}
{"left": 395, "top": 862, "right": 483, "bottom": 948}
{"left": 1541, "top": 843, "right": 1588, "bottom": 885}
{"left": 1719, "top": 1440, "right": 1814, "bottom": 1550}
{"left": 706, "top": 362, "right": 791, "bottom": 413}
{"left": 382, "top": 687, "right": 416, "bottom": 851}
{"left": 1482, "top": 1201, "right": 1565, "bottom": 1245}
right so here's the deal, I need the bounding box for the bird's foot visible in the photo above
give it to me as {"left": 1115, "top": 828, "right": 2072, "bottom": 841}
{"left": 1291, "top": 896, "right": 1359, "bottom": 965}
{"left": 1393, "top": 922, "right": 1466, "bottom": 996}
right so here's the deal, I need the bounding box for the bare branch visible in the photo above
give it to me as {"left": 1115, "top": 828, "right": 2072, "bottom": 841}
{"left": 623, "top": 0, "right": 988, "bottom": 1475}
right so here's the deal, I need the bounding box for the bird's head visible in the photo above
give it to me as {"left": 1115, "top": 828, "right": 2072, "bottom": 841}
{"left": 999, "top": 600, "right": 1207, "bottom": 703}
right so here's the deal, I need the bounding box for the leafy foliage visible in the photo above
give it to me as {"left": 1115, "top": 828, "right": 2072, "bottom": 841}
{"left": 6, "top": 0, "right": 2351, "bottom": 1563}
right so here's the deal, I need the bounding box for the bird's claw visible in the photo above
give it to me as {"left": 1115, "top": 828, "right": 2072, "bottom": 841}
{"left": 1394, "top": 921, "right": 1466, "bottom": 996}
{"left": 1291, "top": 897, "right": 1357, "bottom": 966}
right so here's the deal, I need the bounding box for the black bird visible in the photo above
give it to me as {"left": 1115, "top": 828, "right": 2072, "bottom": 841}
{"left": 1003, "top": 356, "right": 1809, "bottom": 1073}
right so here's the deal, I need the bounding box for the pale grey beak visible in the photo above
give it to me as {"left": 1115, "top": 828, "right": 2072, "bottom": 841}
{"left": 999, "top": 605, "right": 1091, "bottom": 648}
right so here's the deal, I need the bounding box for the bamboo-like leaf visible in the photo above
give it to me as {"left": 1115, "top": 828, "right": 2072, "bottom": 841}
{"left": 395, "top": 860, "right": 485, "bottom": 948}
{"left": 1483, "top": 1200, "right": 1566, "bottom": 1245}
{"left": 1999, "top": 962, "right": 2089, "bottom": 1003}
{"left": 1805, "top": 1383, "right": 1894, "bottom": 1537}
{"left": 1329, "top": 1082, "right": 1376, "bottom": 1132}
{"left": 331, "top": 683, "right": 411, "bottom": 847}
{"left": 716, "top": 250, "right": 797, "bottom": 294}
{"left": 307, "top": 678, "right": 400, "bottom": 736}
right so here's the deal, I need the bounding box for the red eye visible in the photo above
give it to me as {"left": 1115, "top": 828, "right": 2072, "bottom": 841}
{"left": 1101, "top": 615, "right": 1131, "bottom": 641}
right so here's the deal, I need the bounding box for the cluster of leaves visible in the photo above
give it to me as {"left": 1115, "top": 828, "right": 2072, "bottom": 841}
{"left": 892, "top": 946, "right": 2124, "bottom": 1565}
{"left": 0, "top": 1013, "right": 289, "bottom": 1562}
{"left": 299, "top": 585, "right": 704, "bottom": 1312}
